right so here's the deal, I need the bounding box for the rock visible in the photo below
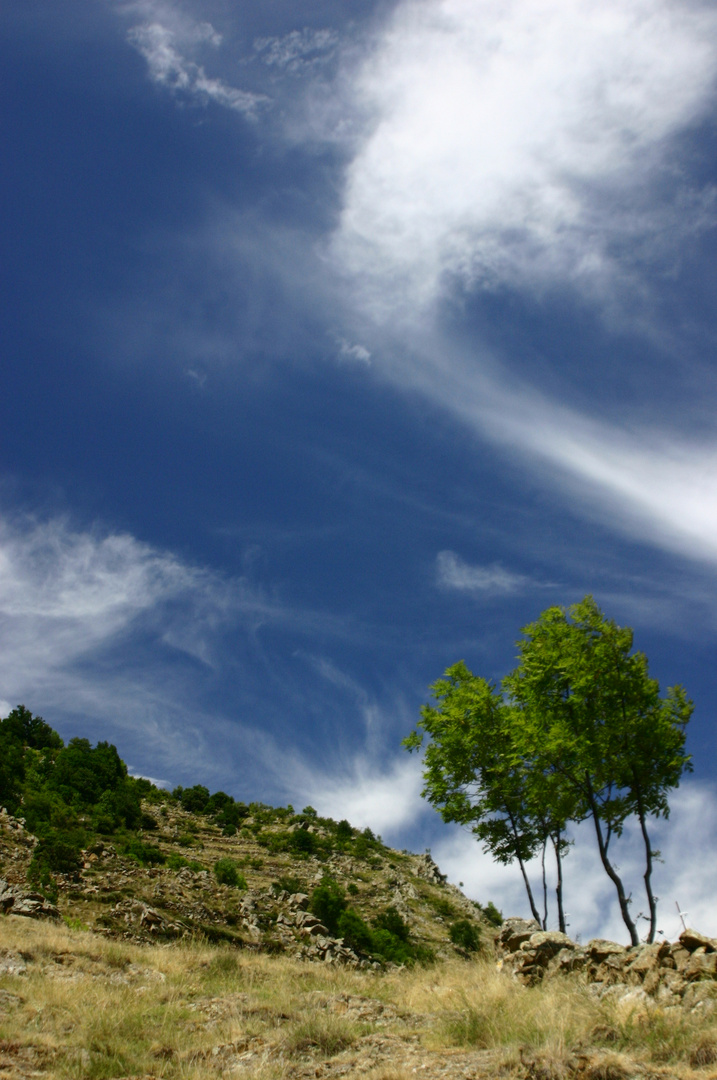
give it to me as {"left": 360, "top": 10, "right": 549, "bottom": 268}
{"left": 587, "top": 939, "right": 628, "bottom": 963}
{"left": 0, "top": 879, "right": 60, "bottom": 921}
{"left": 414, "top": 853, "right": 448, "bottom": 885}
{"left": 684, "top": 950, "right": 717, "bottom": 980}
{"left": 499, "top": 917, "right": 541, "bottom": 953}
{"left": 288, "top": 893, "right": 309, "bottom": 910}
{"left": 627, "top": 941, "right": 671, "bottom": 976}
{"left": 0, "top": 952, "right": 27, "bottom": 976}
{"left": 680, "top": 928, "right": 717, "bottom": 953}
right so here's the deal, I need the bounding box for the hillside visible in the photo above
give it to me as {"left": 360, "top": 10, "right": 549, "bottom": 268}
{"left": 0, "top": 706, "right": 494, "bottom": 966}
{"left": 2, "top": 707, "right": 717, "bottom": 1079}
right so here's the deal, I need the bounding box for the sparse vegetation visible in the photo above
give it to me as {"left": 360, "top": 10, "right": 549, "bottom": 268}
{"left": 0, "top": 917, "right": 715, "bottom": 1080}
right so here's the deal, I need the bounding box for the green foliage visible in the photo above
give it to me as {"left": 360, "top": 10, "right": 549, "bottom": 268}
{"left": 30, "top": 829, "right": 85, "bottom": 875}
{"left": 374, "top": 906, "right": 410, "bottom": 941}
{"left": 272, "top": 874, "right": 303, "bottom": 895}
{"left": 123, "top": 838, "right": 166, "bottom": 866}
{"left": 174, "top": 784, "right": 210, "bottom": 813}
{"left": 479, "top": 901, "right": 503, "bottom": 927}
{"left": 335, "top": 819, "right": 353, "bottom": 840}
{"left": 214, "top": 857, "right": 247, "bottom": 888}
{"left": 337, "top": 908, "right": 373, "bottom": 953}
{"left": 405, "top": 596, "right": 693, "bottom": 944}
{"left": 310, "top": 878, "right": 346, "bottom": 935}
{"left": 289, "top": 828, "right": 317, "bottom": 854}
{"left": 449, "top": 919, "right": 481, "bottom": 952}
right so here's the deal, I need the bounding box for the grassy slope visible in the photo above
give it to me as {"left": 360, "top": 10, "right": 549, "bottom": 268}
{"left": 2, "top": 915, "right": 717, "bottom": 1080}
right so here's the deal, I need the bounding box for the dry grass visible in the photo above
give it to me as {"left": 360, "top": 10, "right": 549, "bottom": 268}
{"left": 2, "top": 916, "right": 717, "bottom": 1079}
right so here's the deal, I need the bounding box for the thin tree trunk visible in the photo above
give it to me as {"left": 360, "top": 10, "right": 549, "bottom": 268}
{"left": 507, "top": 810, "right": 542, "bottom": 925}
{"left": 632, "top": 772, "right": 657, "bottom": 943}
{"left": 553, "top": 831, "right": 566, "bottom": 933}
{"left": 541, "top": 837, "right": 548, "bottom": 930}
{"left": 585, "top": 775, "right": 639, "bottom": 946}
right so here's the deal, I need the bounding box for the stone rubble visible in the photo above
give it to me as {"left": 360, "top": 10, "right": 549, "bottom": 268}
{"left": 498, "top": 916, "right": 717, "bottom": 1009}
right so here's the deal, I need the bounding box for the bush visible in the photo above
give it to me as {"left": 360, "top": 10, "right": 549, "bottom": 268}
{"left": 374, "top": 906, "right": 410, "bottom": 941}
{"left": 214, "top": 858, "right": 247, "bottom": 888}
{"left": 449, "top": 919, "right": 481, "bottom": 952}
{"left": 289, "top": 828, "right": 317, "bottom": 855}
{"left": 30, "top": 830, "right": 84, "bottom": 875}
{"left": 337, "top": 909, "right": 372, "bottom": 953}
{"left": 273, "top": 875, "right": 302, "bottom": 896}
{"left": 336, "top": 819, "right": 353, "bottom": 840}
{"left": 370, "top": 928, "right": 414, "bottom": 964}
{"left": 309, "top": 879, "right": 346, "bottom": 935}
{"left": 482, "top": 901, "right": 503, "bottom": 927}
{"left": 174, "top": 784, "right": 210, "bottom": 813}
{"left": 123, "top": 838, "right": 166, "bottom": 866}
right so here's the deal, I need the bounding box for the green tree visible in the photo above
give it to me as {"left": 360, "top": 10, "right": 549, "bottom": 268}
{"left": 504, "top": 596, "right": 692, "bottom": 945}
{"left": 405, "top": 597, "right": 692, "bottom": 944}
{"left": 403, "top": 663, "right": 572, "bottom": 928}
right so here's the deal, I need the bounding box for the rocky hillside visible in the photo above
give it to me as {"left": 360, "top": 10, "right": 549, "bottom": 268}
{"left": 0, "top": 802, "right": 491, "bottom": 968}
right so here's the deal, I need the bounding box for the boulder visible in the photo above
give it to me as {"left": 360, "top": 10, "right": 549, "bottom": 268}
{"left": 680, "top": 929, "right": 717, "bottom": 953}
{"left": 499, "top": 917, "right": 541, "bottom": 953}
{"left": 587, "top": 939, "right": 627, "bottom": 963}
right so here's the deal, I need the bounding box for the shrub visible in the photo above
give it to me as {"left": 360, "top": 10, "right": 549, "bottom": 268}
{"left": 449, "top": 919, "right": 481, "bottom": 952}
{"left": 174, "top": 784, "right": 210, "bottom": 813}
{"left": 370, "top": 928, "right": 414, "bottom": 965}
{"left": 124, "top": 838, "right": 166, "bottom": 866}
{"left": 347, "top": 882, "right": 359, "bottom": 896}
{"left": 214, "top": 858, "right": 247, "bottom": 888}
{"left": 374, "top": 906, "right": 410, "bottom": 942}
{"left": 273, "top": 875, "right": 303, "bottom": 896}
{"left": 289, "top": 828, "right": 317, "bottom": 855}
{"left": 336, "top": 819, "right": 353, "bottom": 840}
{"left": 309, "top": 879, "right": 346, "bottom": 935}
{"left": 337, "top": 909, "right": 372, "bottom": 953}
{"left": 482, "top": 901, "right": 503, "bottom": 927}
{"left": 30, "top": 830, "right": 84, "bottom": 875}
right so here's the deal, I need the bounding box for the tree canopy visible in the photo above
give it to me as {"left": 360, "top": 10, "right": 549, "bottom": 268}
{"left": 404, "top": 597, "right": 693, "bottom": 943}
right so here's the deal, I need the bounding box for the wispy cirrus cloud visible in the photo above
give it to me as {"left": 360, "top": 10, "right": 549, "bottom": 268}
{"left": 436, "top": 550, "right": 532, "bottom": 594}
{"left": 253, "top": 28, "right": 339, "bottom": 74}
{"left": 127, "top": 16, "right": 266, "bottom": 117}
{"left": 316, "top": 0, "right": 717, "bottom": 568}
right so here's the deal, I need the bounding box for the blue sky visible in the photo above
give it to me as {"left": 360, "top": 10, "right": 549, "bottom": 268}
{"left": 3, "top": 0, "right": 717, "bottom": 941}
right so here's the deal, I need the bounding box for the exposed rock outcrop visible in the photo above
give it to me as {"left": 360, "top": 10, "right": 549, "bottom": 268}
{"left": 0, "top": 879, "right": 60, "bottom": 921}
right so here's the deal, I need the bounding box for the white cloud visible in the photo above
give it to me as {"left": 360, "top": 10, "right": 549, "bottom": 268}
{"left": 0, "top": 513, "right": 334, "bottom": 756}
{"left": 436, "top": 550, "right": 530, "bottom": 593}
{"left": 292, "top": 752, "right": 426, "bottom": 836}
{"left": 437, "top": 365, "right": 717, "bottom": 564}
{"left": 127, "top": 20, "right": 266, "bottom": 117}
{"left": 433, "top": 781, "right": 717, "bottom": 943}
{"left": 330, "top": 0, "right": 717, "bottom": 318}
{"left": 336, "top": 337, "right": 371, "bottom": 365}
{"left": 253, "top": 28, "right": 339, "bottom": 74}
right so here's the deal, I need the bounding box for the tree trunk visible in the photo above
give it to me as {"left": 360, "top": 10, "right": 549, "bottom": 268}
{"left": 632, "top": 772, "right": 657, "bottom": 943}
{"left": 553, "top": 832, "right": 566, "bottom": 933}
{"left": 508, "top": 810, "right": 542, "bottom": 925}
{"left": 541, "top": 837, "right": 548, "bottom": 930}
{"left": 585, "top": 775, "right": 639, "bottom": 946}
